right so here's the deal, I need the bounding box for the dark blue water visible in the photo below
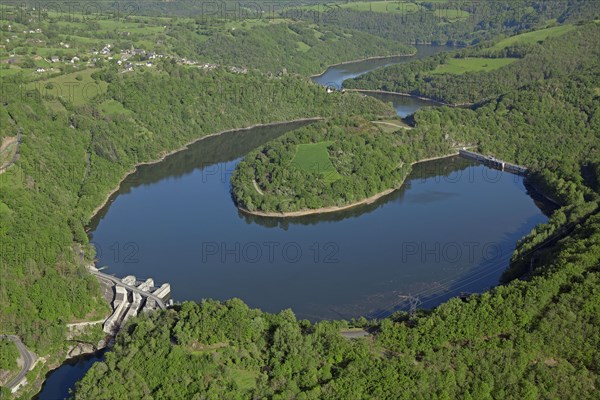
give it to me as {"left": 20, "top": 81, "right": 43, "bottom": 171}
{"left": 87, "top": 127, "right": 547, "bottom": 320}
{"left": 312, "top": 45, "right": 448, "bottom": 90}
{"left": 311, "top": 45, "right": 448, "bottom": 118}
{"left": 35, "top": 350, "right": 107, "bottom": 400}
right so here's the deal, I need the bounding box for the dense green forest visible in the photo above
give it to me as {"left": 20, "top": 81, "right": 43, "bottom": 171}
{"left": 293, "top": 0, "right": 599, "bottom": 46}
{"left": 0, "top": 341, "right": 18, "bottom": 372}
{"left": 231, "top": 116, "right": 451, "bottom": 213}
{"left": 171, "top": 22, "right": 414, "bottom": 75}
{"left": 345, "top": 22, "right": 600, "bottom": 104}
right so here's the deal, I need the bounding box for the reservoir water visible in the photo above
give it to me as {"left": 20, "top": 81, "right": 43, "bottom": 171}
{"left": 312, "top": 44, "right": 448, "bottom": 117}
{"left": 312, "top": 45, "right": 448, "bottom": 89}
{"left": 35, "top": 351, "right": 107, "bottom": 400}
{"left": 87, "top": 123, "right": 547, "bottom": 320}
{"left": 38, "top": 46, "right": 548, "bottom": 398}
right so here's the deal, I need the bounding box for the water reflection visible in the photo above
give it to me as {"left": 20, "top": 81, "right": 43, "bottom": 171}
{"left": 90, "top": 135, "right": 547, "bottom": 321}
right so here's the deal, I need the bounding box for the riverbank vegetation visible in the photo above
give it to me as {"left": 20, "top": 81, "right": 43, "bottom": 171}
{"left": 292, "top": 0, "right": 597, "bottom": 46}
{"left": 231, "top": 116, "right": 451, "bottom": 213}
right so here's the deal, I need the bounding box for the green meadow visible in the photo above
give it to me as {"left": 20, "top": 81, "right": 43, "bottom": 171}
{"left": 98, "top": 99, "right": 133, "bottom": 116}
{"left": 430, "top": 57, "right": 517, "bottom": 75}
{"left": 291, "top": 141, "right": 341, "bottom": 183}
{"left": 490, "top": 24, "right": 577, "bottom": 50}
{"left": 27, "top": 68, "right": 107, "bottom": 107}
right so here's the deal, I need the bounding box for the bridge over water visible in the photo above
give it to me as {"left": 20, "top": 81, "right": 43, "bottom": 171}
{"left": 459, "top": 149, "right": 528, "bottom": 175}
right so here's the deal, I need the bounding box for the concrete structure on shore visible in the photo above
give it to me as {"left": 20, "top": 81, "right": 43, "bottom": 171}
{"left": 87, "top": 266, "right": 171, "bottom": 335}
{"left": 459, "top": 149, "right": 528, "bottom": 175}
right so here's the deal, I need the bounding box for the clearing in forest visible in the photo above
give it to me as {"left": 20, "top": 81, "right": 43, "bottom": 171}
{"left": 490, "top": 24, "right": 576, "bottom": 50}
{"left": 291, "top": 141, "right": 341, "bottom": 183}
{"left": 430, "top": 57, "right": 517, "bottom": 75}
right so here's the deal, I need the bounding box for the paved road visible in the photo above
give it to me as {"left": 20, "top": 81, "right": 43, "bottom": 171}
{"left": 0, "top": 334, "right": 35, "bottom": 391}
{"left": 66, "top": 320, "right": 105, "bottom": 328}
{"left": 89, "top": 270, "right": 166, "bottom": 310}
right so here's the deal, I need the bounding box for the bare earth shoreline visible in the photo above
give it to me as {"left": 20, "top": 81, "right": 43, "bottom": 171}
{"left": 239, "top": 152, "right": 459, "bottom": 218}
{"left": 88, "top": 117, "right": 324, "bottom": 222}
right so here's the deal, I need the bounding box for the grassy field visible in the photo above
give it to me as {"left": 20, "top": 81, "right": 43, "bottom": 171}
{"left": 298, "top": 1, "right": 420, "bottom": 14}
{"left": 490, "top": 24, "right": 576, "bottom": 50}
{"left": 98, "top": 99, "right": 133, "bottom": 116}
{"left": 291, "top": 141, "right": 341, "bottom": 183}
{"left": 228, "top": 368, "right": 259, "bottom": 392}
{"left": 430, "top": 57, "right": 517, "bottom": 75}
{"left": 296, "top": 41, "right": 311, "bottom": 52}
{"left": 27, "top": 68, "right": 107, "bottom": 107}
{"left": 0, "top": 67, "right": 27, "bottom": 77}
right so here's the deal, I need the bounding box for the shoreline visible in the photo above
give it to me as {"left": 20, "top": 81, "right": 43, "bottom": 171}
{"left": 238, "top": 152, "right": 459, "bottom": 218}
{"left": 310, "top": 51, "right": 417, "bottom": 78}
{"left": 523, "top": 179, "right": 562, "bottom": 208}
{"left": 87, "top": 117, "right": 324, "bottom": 222}
{"left": 345, "top": 88, "right": 473, "bottom": 108}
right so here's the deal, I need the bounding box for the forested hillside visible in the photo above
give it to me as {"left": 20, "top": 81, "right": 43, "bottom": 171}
{"left": 170, "top": 22, "right": 414, "bottom": 75}
{"left": 345, "top": 22, "right": 600, "bottom": 104}
{"left": 293, "top": 0, "right": 599, "bottom": 46}
{"left": 1, "top": 4, "right": 412, "bottom": 76}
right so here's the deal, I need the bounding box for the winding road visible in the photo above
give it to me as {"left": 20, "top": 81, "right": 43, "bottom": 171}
{"left": 0, "top": 334, "right": 36, "bottom": 392}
